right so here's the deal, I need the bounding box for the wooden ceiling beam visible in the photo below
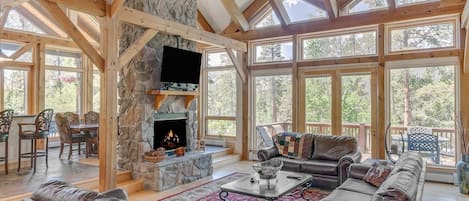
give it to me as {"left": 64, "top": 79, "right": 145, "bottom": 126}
{"left": 225, "top": 48, "right": 246, "bottom": 83}
{"left": 37, "top": 0, "right": 104, "bottom": 70}
{"left": 45, "top": 0, "right": 106, "bottom": 17}
{"left": 1, "top": 0, "right": 29, "bottom": 8}
{"left": 118, "top": 29, "right": 158, "bottom": 70}
{"left": 269, "top": 0, "right": 289, "bottom": 27}
{"left": 77, "top": 13, "right": 100, "bottom": 43}
{"left": 223, "top": 0, "right": 269, "bottom": 34}
{"left": 197, "top": 10, "right": 214, "bottom": 33}
{"left": 0, "top": 29, "right": 76, "bottom": 47}
{"left": 0, "top": 6, "right": 12, "bottom": 29}
{"left": 221, "top": 0, "right": 250, "bottom": 32}
{"left": 118, "top": 7, "right": 247, "bottom": 52}
{"left": 459, "top": 0, "right": 469, "bottom": 28}
{"left": 110, "top": 0, "right": 124, "bottom": 17}
{"left": 323, "top": 0, "right": 339, "bottom": 20}
{"left": 224, "top": 1, "right": 464, "bottom": 41}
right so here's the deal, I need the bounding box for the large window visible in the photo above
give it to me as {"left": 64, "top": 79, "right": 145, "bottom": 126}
{"left": 253, "top": 40, "right": 293, "bottom": 64}
{"left": 397, "top": 0, "right": 437, "bottom": 6}
{"left": 387, "top": 59, "right": 457, "bottom": 167}
{"left": 44, "top": 49, "right": 83, "bottom": 113}
{"left": 388, "top": 19, "right": 456, "bottom": 53}
{"left": 254, "top": 74, "right": 292, "bottom": 137}
{"left": 204, "top": 51, "right": 238, "bottom": 137}
{"left": 278, "top": 0, "right": 327, "bottom": 23}
{"left": 5, "top": 9, "right": 46, "bottom": 34}
{"left": 3, "top": 69, "right": 28, "bottom": 114}
{"left": 342, "top": 0, "right": 388, "bottom": 15}
{"left": 301, "top": 30, "right": 377, "bottom": 60}
{"left": 252, "top": 8, "right": 281, "bottom": 29}
{"left": 92, "top": 71, "right": 101, "bottom": 111}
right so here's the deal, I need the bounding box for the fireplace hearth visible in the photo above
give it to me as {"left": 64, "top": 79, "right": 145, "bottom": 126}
{"left": 154, "top": 119, "right": 187, "bottom": 150}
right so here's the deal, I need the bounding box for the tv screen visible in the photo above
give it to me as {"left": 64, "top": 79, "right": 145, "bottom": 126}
{"left": 161, "top": 46, "right": 202, "bottom": 84}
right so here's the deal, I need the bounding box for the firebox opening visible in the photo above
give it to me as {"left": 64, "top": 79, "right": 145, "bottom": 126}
{"left": 154, "top": 119, "right": 187, "bottom": 151}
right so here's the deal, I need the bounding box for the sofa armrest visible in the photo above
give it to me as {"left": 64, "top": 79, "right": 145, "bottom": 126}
{"left": 337, "top": 152, "right": 361, "bottom": 184}
{"left": 348, "top": 163, "right": 373, "bottom": 180}
{"left": 257, "top": 146, "right": 279, "bottom": 161}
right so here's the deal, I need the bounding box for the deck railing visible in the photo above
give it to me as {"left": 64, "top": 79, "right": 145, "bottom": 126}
{"left": 259, "top": 122, "right": 456, "bottom": 155}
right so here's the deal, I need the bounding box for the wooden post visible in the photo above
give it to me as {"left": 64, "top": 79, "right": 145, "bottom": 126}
{"left": 358, "top": 123, "right": 366, "bottom": 153}
{"left": 99, "top": 6, "right": 118, "bottom": 191}
{"left": 376, "top": 24, "right": 386, "bottom": 159}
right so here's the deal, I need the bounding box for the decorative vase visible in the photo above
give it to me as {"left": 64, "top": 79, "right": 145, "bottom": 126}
{"left": 456, "top": 154, "right": 469, "bottom": 194}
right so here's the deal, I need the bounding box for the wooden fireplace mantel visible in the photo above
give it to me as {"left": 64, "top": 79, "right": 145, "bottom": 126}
{"left": 147, "top": 90, "right": 198, "bottom": 110}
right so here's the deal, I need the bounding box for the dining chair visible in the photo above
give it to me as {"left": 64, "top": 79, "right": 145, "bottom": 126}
{"left": 0, "top": 109, "right": 14, "bottom": 174}
{"left": 84, "top": 111, "right": 99, "bottom": 157}
{"left": 18, "top": 108, "right": 54, "bottom": 173}
{"left": 63, "top": 112, "right": 81, "bottom": 134}
{"left": 55, "top": 113, "right": 89, "bottom": 160}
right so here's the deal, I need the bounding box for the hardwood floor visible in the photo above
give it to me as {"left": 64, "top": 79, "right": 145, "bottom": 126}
{"left": 129, "top": 161, "right": 469, "bottom": 201}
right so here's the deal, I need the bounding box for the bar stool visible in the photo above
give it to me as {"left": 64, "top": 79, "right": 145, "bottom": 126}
{"left": 18, "top": 108, "right": 53, "bottom": 173}
{"left": 0, "top": 109, "right": 14, "bottom": 175}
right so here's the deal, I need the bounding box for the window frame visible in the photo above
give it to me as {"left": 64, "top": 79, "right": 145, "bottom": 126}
{"left": 395, "top": 0, "right": 439, "bottom": 7}
{"left": 44, "top": 47, "right": 85, "bottom": 114}
{"left": 298, "top": 25, "right": 379, "bottom": 62}
{"left": 250, "top": 6, "right": 282, "bottom": 30}
{"left": 340, "top": 0, "right": 389, "bottom": 16}
{"left": 249, "top": 36, "right": 294, "bottom": 65}
{"left": 384, "top": 14, "right": 460, "bottom": 55}
{"left": 0, "top": 66, "right": 30, "bottom": 114}
{"left": 202, "top": 49, "right": 240, "bottom": 139}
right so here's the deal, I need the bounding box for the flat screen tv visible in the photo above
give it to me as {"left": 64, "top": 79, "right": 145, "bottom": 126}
{"left": 161, "top": 46, "right": 202, "bottom": 84}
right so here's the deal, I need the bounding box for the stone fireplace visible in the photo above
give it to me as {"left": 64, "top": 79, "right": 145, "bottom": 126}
{"left": 117, "top": 0, "right": 211, "bottom": 192}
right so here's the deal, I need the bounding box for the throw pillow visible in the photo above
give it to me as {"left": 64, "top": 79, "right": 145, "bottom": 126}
{"left": 274, "top": 132, "right": 313, "bottom": 160}
{"left": 363, "top": 163, "right": 393, "bottom": 187}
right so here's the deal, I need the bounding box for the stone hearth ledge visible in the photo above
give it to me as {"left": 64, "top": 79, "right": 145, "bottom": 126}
{"left": 137, "top": 152, "right": 212, "bottom": 191}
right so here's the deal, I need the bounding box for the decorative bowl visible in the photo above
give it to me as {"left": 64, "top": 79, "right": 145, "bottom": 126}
{"left": 252, "top": 159, "right": 283, "bottom": 180}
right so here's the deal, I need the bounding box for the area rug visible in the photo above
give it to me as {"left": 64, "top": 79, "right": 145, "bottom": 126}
{"left": 157, "top": 172, "right": 329, "bottom": 201}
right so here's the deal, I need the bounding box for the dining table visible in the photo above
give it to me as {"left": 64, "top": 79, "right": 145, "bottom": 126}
{"left": 69, "top": 123, "right": 99, "bottom": 155}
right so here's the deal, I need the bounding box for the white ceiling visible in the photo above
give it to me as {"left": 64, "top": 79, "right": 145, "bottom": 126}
{"left": 198, "top": 0, "right": 254, "bottom": 33}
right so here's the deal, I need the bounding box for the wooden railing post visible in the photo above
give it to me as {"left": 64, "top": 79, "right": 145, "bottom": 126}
{"left": 358, "top": 123, "right": 366, "bottom": 153}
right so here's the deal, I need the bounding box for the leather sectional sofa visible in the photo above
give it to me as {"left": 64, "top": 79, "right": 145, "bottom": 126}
{"left": 321, "top": 152, "right": 426, "bottom": 201}
{"left": 257, "top": 134, "right": 361, "bottom": 189}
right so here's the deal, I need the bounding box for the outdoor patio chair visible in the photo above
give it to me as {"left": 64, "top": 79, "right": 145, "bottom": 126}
{"left": 408, "top": 132, "right": 440, "bottom": 164}
{"left": 256, "top": 126, "right": 274, "bottom": 148}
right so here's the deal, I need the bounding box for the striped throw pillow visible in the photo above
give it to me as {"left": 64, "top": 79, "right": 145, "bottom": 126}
{"left": 274, "top": 132, "right": 313, "bottom": 160}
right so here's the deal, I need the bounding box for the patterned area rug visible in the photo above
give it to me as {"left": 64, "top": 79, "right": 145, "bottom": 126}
{"left": 157, "top": 172, "right": 329, "bottom": 201}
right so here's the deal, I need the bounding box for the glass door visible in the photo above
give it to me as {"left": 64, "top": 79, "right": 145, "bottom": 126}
{"left": 300, "top": 68, "right": 377, "bottom": 159}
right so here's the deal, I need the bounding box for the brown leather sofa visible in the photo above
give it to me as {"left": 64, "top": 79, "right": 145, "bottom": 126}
{"left": 23, "top": 180, "right": 128, "bottom": 201}
{"left": 321, "top": 152, "right": 426, "bottom": 201}
{"left": 257, "top": 134, "right": 361, "bottom": 189}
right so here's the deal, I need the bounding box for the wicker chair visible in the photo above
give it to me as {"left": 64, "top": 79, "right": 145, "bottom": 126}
{"left": 18, "top": 108, "right": 53, "bottom": 173}
{"left": 0, "top": 109, "right": 14, "bottom": 174}
{"left": 63, "top": 112, "right": 81, "bottom": 134}
{"left": 84, "top": 111, "right": 99, "bottom": 157}
{"left": 55, "top": 113, "right": 89, "bottom": 160}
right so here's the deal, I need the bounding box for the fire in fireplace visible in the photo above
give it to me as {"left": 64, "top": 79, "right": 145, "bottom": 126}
{"left": 154, "top": 119, "right": 187, "bottom": 150}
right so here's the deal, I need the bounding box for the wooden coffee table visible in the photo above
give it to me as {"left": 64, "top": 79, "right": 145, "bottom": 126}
{"left": 219, "top": 171, "right": 313, "bottom": 201}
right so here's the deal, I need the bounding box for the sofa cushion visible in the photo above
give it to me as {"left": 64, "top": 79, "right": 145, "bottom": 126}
{"left": 311, "top": 135, "right": 357, "bottom": 161}
{"left": 274, "top": 157, "right": 302, "bottom": 172}
{"left": 390, "top": 159, "right": 422, "bottom": 179}
{"left": 321, "top": 189, "right": 373, "bottom": 201}
{"left": 301, "top": 159, "right": 338, "bottom": 176}
{"left": 396, "top": 152, "right": 423, "bottom": 167}
{"left": 363, "top": 163, "right": 393, "bottom": 187}
{"left": 31, "top": 180, "right": 99, "bottom": 201}
{"left": 373, "top": 171, "right": 418, "bottom": 201}
{"left": 274, "top": 132, "right": 313, "bottom": 160}
{"left": 338, "top": 178, "right": 378, "bottom": 195}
